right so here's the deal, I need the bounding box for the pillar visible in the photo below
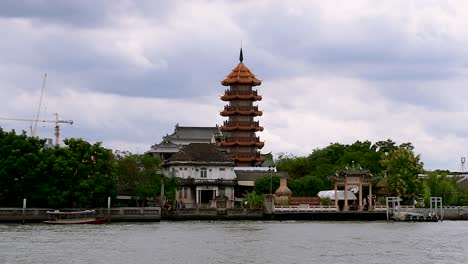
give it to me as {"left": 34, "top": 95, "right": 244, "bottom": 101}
{"left": 263, "top": 194, "right": 274, "bottom": 215}
{"left": 160, "top": 175, "right": 165, "bottom": 206}
{"left": 359, "top": 180, "right": 363, "bottom": 211}
{"left": 344, "top": 181, "right": 348, "bottom": 211}
{"left": 369, "top": 183, "right": 373, "bottom": 210}
{"left": 334, "top": 182, "right": 338, "bottom": 210}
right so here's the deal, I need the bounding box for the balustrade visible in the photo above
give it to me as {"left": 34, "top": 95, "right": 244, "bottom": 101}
{"left": 224, "top": 90, "right": 258, "bottom": 96}
{"left": 224, "top": 136, "right": 260, "bottom": 143}
{"left": 222, "top": 121, "right": 260, "bottom": 127}
{"left": 223, "top": 105, "right": 259, "bottom": 111}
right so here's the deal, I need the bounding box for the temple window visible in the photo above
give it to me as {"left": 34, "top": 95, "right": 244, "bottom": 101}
{"left": 200, "top": 167, "right": 207, "bottom": 178}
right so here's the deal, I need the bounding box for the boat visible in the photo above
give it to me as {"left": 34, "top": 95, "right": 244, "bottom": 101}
{"left": 43, "top": 209, "right": 107, "bottom": 225}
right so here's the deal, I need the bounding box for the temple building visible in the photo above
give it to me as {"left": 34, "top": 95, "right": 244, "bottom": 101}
{"left": 218, "top": 49, "right": 265, "bottom": 166}
{"left": 162, "top": 143, "right": 236, "bottom": 209}
{"left": 146, "top": 124, "right": 220, "bottom": 161}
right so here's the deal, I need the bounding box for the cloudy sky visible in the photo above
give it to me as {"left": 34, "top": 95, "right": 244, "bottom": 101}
{"left": 1, "top": 0, "right": 468, "bottom": 171}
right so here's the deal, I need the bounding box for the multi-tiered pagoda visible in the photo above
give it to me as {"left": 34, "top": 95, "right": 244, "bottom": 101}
{"left": 219, "top": 49, "right": 265, "bottom": 166}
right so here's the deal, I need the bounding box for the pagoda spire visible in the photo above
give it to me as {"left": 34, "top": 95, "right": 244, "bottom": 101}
{"left": 239, "top": 47, "right": 243, "bottom": 63}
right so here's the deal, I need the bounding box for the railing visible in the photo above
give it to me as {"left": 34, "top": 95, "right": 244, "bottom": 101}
{"left": 0, "top": 207, "right": 162, "bottom": 221}
{"left": 274, "top": 205, "right": 338, "bottom": 213}
{"left": 0, "top": 208, "right": 51, "bottom": 216}
{"left": 223, "top": 105, "right": 259, "bottom": 111}
{"left": 224, "top": 90, "right": 259, "bottom": 96}
{"left": 222, "top": 121, "right": 260, "bottom": 127}
{"left": 106, "top": 207, "right": 161, "bottom": 216}
{"left": 224, "top": 136, "right": 261, "bottom": 143}
{"left": 289, "top": 197, "right": 321, "bottom": 206}
{"left": 176, "top": 178, "right": 237, "bottom": 186}
{"left": 228, "top": 152, "right": 262, "bottom": 159}
{"left": 373, "top": 205, "right": 387, "bottom": 211}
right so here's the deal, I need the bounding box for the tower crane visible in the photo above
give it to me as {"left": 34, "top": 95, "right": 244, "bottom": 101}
{"left": 0, "top": 113, "right": 73, "bottom": 146}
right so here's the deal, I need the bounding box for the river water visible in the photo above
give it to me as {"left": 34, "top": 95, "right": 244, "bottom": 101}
{"left": 1, "top": 221, "right": 467, "bottom": 264}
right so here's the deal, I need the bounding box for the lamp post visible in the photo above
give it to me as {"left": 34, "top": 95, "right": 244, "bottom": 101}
{"left": 157, "top": 168, "right": 164, "bottom": 207}
{"left": 269, "top": 166, "right": 273, "bottom": 195}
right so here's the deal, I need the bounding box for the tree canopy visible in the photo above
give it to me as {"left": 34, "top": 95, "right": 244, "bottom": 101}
{"left": 273, "top": 139, "right": 467, "bottom": 205}
{"left": 2, "top": 126, "right": 467, "bottom": 208}
{"left": 0, "top": 128, "right": 115, "bottom": 208}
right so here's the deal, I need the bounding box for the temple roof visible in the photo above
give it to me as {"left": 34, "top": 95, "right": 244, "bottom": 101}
{"left": 336, "top": 167, "right": 371, "bottom": 176}
{"left": 167, "top": 125, "right": 220, "bottom": 141}
{"left": 165, "top": 143, "right": 234, "bottom": 165}
{"left": 221, "top": 63, "right": 262, "bottom": 87}
{"left": 328, "top": 165, "right": 374, "bottom": 181}
{"left": 149, "top": 125, "right": 219, "bottom": 149}
{"left": 235, "top": 170, "right": 288, "bottom": 181}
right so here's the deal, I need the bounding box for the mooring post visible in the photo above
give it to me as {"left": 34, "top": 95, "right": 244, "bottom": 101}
{"left": 107, "top": 197, "right": 111, "bottom": 223}
{"left": 22, "top": 198, "right": 27, "bottom": 224}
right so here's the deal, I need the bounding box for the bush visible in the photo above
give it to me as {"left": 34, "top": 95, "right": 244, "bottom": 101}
{"left": 321, "top": 197, "right": 332, "bottom": 205}
{"left": 242, "top": 191, "right": 263, "bottom": 209}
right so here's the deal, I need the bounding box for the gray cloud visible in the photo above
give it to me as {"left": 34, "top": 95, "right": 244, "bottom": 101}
{"left": 1, "top": 0, "right": 468, "bottom": 170}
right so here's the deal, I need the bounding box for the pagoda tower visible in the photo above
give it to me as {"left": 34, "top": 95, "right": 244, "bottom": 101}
{"left": 219, "top": 49, "right": 265, "bottom": 166}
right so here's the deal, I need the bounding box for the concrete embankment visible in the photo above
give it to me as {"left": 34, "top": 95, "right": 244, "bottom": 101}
{"left": 163, "top": 208, "right": 264, "bottom": 221}
{"left": 0, "top": 207, "right": 161, "bottom": 223}
{"left": 441, "top": 206, "right": 468, "bottom": 220}
{"left": 271, "top": 211, "right": 387, "bottom": 221}
{"left": 1, "top": 206, "right": 467, "bottom": 223}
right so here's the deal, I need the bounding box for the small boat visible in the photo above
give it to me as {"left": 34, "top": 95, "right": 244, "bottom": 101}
{"left": 43, "top": 210, "right": 107, "bottom": 225}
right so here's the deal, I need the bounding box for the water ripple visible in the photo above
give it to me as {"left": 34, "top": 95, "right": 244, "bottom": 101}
{"left": 0, "top": 221, "right": 467, "bottom": 264}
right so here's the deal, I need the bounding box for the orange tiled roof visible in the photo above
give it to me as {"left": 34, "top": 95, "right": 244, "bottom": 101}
{"left": 221, "top": 63, "right": 262, "bottom": 86}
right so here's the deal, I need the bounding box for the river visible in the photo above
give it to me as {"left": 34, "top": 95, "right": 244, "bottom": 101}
{"left": 1, "top": 221, "right": 467, "bottom": 264}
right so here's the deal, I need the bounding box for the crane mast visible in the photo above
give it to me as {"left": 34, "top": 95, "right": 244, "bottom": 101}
{"left": 32, "top": 73, "right": 47, "bottom": 137}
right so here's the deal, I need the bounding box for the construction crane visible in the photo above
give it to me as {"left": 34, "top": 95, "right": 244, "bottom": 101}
{"left": 32, "top": 73, "right": 47, "bottom": 137}
{"left": 0, "top": 113, "right": 73, "bottom": 146}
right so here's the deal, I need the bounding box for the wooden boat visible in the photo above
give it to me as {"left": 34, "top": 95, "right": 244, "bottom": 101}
{"left": 43, "top": 210, "right": 107, "bottom": 225}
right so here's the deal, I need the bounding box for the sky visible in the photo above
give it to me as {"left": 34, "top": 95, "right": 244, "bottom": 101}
{"left": 1, "top": 0, "right": 468, "bottom": 171}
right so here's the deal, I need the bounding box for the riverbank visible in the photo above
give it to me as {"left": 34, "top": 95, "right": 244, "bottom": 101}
{"left": 1, "top": 206, "right": 467, "bottom": 223}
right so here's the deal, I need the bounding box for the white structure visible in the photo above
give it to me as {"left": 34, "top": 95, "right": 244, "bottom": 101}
{"left": 163, "top": 143, "right": 236, "bottom": 208}
{"left": 318, "top": 190, "right": 357, "bottom": 200}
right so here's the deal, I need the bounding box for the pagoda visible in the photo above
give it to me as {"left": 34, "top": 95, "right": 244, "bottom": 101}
{"left": 219, "top": 49, "right": 265, "bottom": 166}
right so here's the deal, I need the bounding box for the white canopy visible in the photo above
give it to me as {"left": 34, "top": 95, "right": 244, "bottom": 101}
{"left": 318, "top": 190, "right": 357, "bottom": 200}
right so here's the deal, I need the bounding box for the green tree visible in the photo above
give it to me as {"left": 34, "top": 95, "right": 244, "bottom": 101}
{"left": 423, "top": 172, "right": 460, "bottom": 205}
{"left": 253, "top": 175, "right": 280, "bottom": 194}
{"left": 276, "top": 154, "right": 312, "bottom": 179}
{"left": 289, "top": 175, "right": 325, "bottom": 196}
{"left": 113, "top": 152, "right": 161, "bottom": 207}
{"left": 62, "top": 138, "right": 116, "bottom": 208}
{"left": 381, "top": 147, "right": 424, "bottom": 201}
{"left": 0, "top": 128, "right": 46, "bottom": 207}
